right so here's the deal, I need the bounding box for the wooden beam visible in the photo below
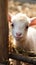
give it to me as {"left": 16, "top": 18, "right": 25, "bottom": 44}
{"left": 0, "top": 0, "right": 9, "bottom": 64}
{"left": 9, "top": 53, "right": 36, "bottom": 65}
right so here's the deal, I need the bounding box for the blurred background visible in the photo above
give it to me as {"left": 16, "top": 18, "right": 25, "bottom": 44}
{"left": 8, "top": 0, "right": 36, "bottom": 17}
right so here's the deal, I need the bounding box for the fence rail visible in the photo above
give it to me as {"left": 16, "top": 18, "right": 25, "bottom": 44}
{"left": 9, "top": 53, "right": 36, "bottom": 65}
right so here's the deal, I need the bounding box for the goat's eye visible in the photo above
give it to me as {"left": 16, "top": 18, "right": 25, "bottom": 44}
{"left": 11, "top": 23, "right": 14, "bottom": 27}
{"left": 26, "top": 25, "right": 28, "bottom": 29}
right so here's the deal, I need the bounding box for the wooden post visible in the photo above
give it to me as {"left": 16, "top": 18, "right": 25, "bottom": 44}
{"left": 0, "top": 0, "right": 9, "bottom": 64}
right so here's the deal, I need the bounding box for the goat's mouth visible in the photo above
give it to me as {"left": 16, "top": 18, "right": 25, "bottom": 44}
{"left": 15, "top": 36, "right": 23, "bottom": 40}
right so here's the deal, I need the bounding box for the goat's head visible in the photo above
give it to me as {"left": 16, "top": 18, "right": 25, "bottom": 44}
{"left": 9, "top": 13, "right": 36, "bottom": 41}
{"left": 10, "top": 13, "right": 30, "bottom": 41}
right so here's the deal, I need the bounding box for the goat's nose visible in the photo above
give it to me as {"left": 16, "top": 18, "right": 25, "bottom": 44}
{"left": 16, "top": 33, "right": 22, "bottom": 36}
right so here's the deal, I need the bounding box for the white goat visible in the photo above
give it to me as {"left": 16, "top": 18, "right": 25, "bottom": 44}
{"left": 10, "top": 13, "right": 36, "bottom": 65}
{"left": 11, "top": 13, "right": 36, "bottom": 54}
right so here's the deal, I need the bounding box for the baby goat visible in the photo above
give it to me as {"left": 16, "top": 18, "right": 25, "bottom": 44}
{"left": 11, "top": 13, "right": 36, "bottom": 54}
{"left": 9, "top": 13, "right": 36, "bottom": 65}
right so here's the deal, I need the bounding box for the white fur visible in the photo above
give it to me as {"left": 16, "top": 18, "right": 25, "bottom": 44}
{"left": 11, "top": 13, "right": 36, "bottom": 54}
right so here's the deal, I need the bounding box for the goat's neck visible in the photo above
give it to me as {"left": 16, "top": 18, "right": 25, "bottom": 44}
{"left": 15, "top": 37, "right": 27, "bottom": 49}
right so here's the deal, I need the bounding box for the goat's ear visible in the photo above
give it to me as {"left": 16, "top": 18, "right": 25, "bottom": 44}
{"left": 8, "top": 13, "right": 12, "bottom": 23}
{"left": 29, "top": 17, "right": 36, "bottom": 26}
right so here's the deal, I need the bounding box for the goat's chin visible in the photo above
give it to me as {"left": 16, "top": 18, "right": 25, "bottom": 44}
{"left": 15, "top": 36, "right": 24, "bottom": 41}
